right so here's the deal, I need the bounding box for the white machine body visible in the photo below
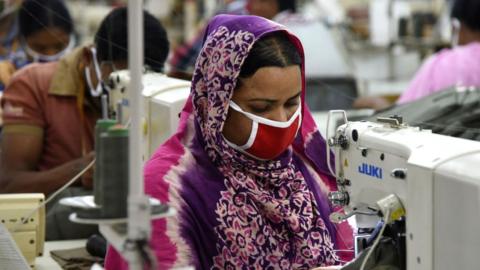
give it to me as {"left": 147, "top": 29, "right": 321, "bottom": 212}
{"left": 0, "top": 193, "right": 45, "bottom": 268}
{"left": 107, "top": 71, "right": 190, "bottom": 160}
{"left": 332, "top": 120, "right": 480, "bottom": 270}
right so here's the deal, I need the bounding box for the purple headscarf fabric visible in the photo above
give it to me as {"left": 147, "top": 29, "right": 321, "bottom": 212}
{"left": 105, "top": 14, "right": 352, "bottom": 270}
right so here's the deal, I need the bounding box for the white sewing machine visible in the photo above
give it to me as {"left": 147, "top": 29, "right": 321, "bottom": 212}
{"left": 327, "top": 114, "right": 480, "bottom": 270}
{"left": 0, "top": 193, "right": 45, "bottom": 269}
{"left": 106, "top": 71, "right": 190, "bottom": 160}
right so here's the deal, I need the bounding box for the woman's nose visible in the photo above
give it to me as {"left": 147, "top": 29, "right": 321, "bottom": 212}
{"left": 270, "top": 107, "right": 290, "bottom": 122}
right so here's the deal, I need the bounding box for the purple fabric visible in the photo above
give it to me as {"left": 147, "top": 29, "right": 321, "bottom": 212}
{"left": 398, "top": 42, "right": 480, "bottom": 103}
{"left": 105, "top": 14, "right": 352, "bottom": 270}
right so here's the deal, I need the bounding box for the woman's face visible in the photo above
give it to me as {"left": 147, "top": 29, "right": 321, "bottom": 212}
{"left": 82, "top": 46, "right": 128, "bottom": 96}
{"left": 222, "top": 65, "right": 302, "bottom": 146}
{"left": 25, "top": 27, "right": 70, "bottom": 57}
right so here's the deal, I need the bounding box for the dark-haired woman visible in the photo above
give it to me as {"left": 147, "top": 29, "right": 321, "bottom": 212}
{"left": 0, "top": 7, "right": 169, "bottom": 240}
{"left": 0, "top": 0, "right": 75, "bottom": 90}
{"left": 105, "top": 14, "right": 353, "bottom": 270}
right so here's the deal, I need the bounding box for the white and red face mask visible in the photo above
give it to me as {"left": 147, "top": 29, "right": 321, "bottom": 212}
{"left": 225, "top": 100, "right": 302, "bottom": 160}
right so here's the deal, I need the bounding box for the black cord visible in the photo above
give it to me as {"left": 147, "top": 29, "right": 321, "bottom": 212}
{"left": 136, "top": 239, "right": 151, "bottom": 270}
{"left": 123, "top": 238, "right": 157, "bottom": 270}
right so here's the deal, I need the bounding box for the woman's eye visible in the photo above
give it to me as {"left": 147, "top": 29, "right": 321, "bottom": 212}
{"left": 249, "top": 105, "right": 270, "bottom": 114}
{"left": 285, "top": 100, "right": 300, "bottom": 107}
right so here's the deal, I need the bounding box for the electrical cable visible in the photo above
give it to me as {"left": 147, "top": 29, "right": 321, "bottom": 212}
{"left": 359, "top": 209, "right": 391, "bottom": 270}
{"left": 11, "top": 159, "right": 96, "bottom": 232}
{"left": 143, "top": 243, "right": 158, "bottom": 270}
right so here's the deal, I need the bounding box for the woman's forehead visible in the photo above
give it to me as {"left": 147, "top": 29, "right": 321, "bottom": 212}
{"left": 234, "top": 66, "right": 302, "bottom": 99}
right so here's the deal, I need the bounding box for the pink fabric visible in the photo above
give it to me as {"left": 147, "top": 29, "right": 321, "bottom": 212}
{"left": 398, "top": 42, "right": 480, "bottom": 104}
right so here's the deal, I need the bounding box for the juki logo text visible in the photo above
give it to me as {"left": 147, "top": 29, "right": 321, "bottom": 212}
{"left": 358, "top": 163, "right": 383, "bottom": 179}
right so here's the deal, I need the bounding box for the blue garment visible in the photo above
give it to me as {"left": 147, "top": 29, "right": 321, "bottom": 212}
{"left": 0, "top": 18, "right": 28, "bottom": 91}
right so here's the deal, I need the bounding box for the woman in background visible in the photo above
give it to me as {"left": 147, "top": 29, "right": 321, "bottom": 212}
{"left": 354, "top": 0, "right": 480, "bottom": 109}
{"left": 397, "top": 0, "right": 480, "bottom": 103}
{"left": 0, "top": 0, "right": 75, "bottom": 90}
{"left": 0, "top": 0, "right": 23, "bottom": 68}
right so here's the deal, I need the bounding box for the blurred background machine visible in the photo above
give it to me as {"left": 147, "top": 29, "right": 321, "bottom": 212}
{"left": 58, "top": 70, "right": 188, "bottom": 269}
{"left": 339, "top": 0, "right": 448, "bottom": 100}
{"left": 63, "top": 0, "right": 452, "bottom": 113}
{"left": 326, "top": 114, "right": 480, "bottom": 269}
{"left": 106, "top": 70, "right": 190, "bottom": 160}
{"left": 374, "top": 86, "right": 480, "bottom": 141}
{"left": 0, "top": 193, "right": 45, "bottom": 268}
{"left": 61, "top": 71, "right": 189, "bottom": 218}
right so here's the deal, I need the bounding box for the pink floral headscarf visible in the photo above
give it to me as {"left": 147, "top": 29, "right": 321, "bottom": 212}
{"left": 105, "top": 14, "right": 352, "bottom": 270}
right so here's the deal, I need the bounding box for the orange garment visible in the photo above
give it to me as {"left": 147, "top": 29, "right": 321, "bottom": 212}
{"left": 1, "top": 48, "right": 99, "bottom": 171}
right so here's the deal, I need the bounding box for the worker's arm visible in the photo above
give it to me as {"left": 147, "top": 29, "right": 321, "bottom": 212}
{"left": 0, "top": 132, "right": 94, "bottom": 195}
{"left": 0, "top": 64, "right": 94, "bottom": 194}
{"left": 0, "top": 60, "right": 16, "bottom": 86}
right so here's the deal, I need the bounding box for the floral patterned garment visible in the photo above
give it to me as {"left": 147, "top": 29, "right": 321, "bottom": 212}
{"left": 105, "top": 15, "right": 352, "bottom": 270}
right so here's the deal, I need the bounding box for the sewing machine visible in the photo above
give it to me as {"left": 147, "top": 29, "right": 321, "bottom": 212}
{"left": 106, "top": 70, "right": 190, "bottom": 159}
{"left": 327, "top": 114, "right": 480, "bottom": 270}
{"left": 61, "top": 71, "right": 184, "bottom": 263}
{"left": 0, "top": 193, "right": 45, "bottom": 268}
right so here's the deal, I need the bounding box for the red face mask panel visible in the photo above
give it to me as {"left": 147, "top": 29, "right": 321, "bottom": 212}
{"left": 226, "top": 101, "right": 302, "bottom": 160}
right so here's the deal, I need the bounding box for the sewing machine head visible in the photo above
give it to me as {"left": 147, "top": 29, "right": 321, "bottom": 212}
{"left": 328, "top": 116, "right": 411, "bottom": 228}
{"left": 327, "top": 114, "right": 480, "bottom": 269}
{"left": 106, "top": 70, "right": 190, "bottom": 159}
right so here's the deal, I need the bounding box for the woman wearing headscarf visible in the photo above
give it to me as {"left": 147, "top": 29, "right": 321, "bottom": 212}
{"left": 105, "top": 14, "right": 352, "bottom": 269}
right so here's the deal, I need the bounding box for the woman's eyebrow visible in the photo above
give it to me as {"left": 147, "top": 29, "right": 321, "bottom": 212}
{"left": 248, "top": 91, "right": 301, "bottom": 103}
{"left": 287, "top": 91, "right": 302, "bottom": 100}
{"left": 248, "top": 97, "right": 277, "bottom": 103}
